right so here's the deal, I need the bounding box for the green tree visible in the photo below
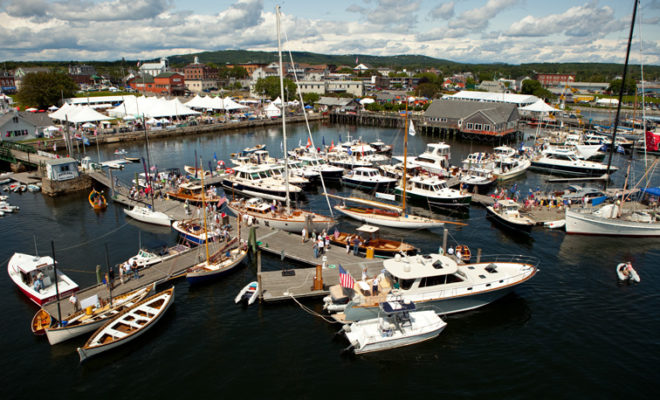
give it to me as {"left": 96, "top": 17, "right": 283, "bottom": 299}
{"left": 254, "top": 76, "right": 297, "bottom": 100}
{"left": 416, "top": 82, "right": 440, "bottom": 98}
{"left": 521, "top": 79, "right": 553, "bottom": 100}
{"left": 302, "top": 92, "right": 320, "bottom": 106}
{"left": 16, "top": 71, "right": 77, "bottom": 109}
{"left": 608, "top": 78, "right": 636, "bottom": 95}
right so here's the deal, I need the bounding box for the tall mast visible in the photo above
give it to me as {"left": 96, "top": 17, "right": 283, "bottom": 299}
{"left": 604, "top": 0, "right": 638, "bottom": 190}
{"left": 199, "top": 157, "right": 210, "bottom": 263}
{"left": 276, "top": 5, "right": 290, "bottom": 213}
{"left": 402, "top": 100, "right": 409, "bottom": 215}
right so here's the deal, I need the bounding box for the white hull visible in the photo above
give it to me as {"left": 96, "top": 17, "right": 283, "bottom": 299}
{"left": 78, "top": 288, "right": 174, "bottom": 362}
{"left": 226, "top": 202, "right": 333, "bottom": 233}
{"left": 47, "top": 318, "right": 106, "bottom": 345}
{"left": 234, "top": 281, "right": 259, "bottom": 305}
{"left": 334, "top": 206, "right": 445, "bottom": 229}
{"left": 493, "top": 159, "right": 531, "bottom": 180}
{"left": 123, "top": 206, "right": 171, "bottom": 227}
{"left": 565, "top": 209, "right": 660, "bottom": 236}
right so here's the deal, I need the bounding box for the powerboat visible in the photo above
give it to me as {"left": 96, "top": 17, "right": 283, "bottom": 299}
{"left": 486, "top": 199, "right": 536, "bottom": 234}
{"left": 394, "top": 175, "right": 471, "bottom": 209}
{"left": 341, "top": 167, "right": 397, "bottom": 192}
{"left": 7, "top": 253, "right": 79, "bottom": 306}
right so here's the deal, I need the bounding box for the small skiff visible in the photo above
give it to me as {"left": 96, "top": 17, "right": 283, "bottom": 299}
{"left": 186, "top": 245, "right": 248, "bottom": 285}
{"left": 616, "top": 263, "right": 640, "bottom": 283}
{"left": 234, "top": 281, "right": 259, "bottom": 305}
{"left": 77, "top": 287, "right": 175, "bottom": 362}
{"left": 45, "top": 283, "right": 155, "bottom": 345}
{"left": 89, "top": 189, "right": 107, "bottom": 210}
{"left": 31, "top": 309, "right": 52, "bottom": 335}
{"left": 544, "top": 219, "right": 566, "bottom": 229}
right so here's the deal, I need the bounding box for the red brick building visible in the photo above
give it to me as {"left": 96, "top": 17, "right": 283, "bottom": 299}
{"left": 129, "top": 72, "right": 185, "bottom": 95}
{"left": 536, "top": 73, "right": 575, "bottom": 87}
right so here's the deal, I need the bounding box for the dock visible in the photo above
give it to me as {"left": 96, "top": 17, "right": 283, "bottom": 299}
{"left": 43, "top": 240, "right": 226, "bottom": 319}
{"left": 6, "top": 171, "right": 41, "bottom": 185}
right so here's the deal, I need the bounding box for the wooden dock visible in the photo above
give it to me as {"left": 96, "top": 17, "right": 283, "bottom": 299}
{"left": 43, "top": 241, "right": 226, "bottom": 319}
{"left": 7, "top": 172, "right": 41, "bottom": 185}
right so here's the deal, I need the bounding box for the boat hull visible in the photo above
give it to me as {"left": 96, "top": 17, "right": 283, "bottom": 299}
{"left": 395, "top": 188, "right": 471, "bottom": 209}
{"left": 334, "top": 206, "right": 444, "bottom": 229}
{"left": 565, "top": 209, "right": 660, "bottom": 236}
{"left": 186, "top": 251, "right": 247, "bottom": 285}
{"left": 226, "top": 203, "right": 334, "bottom": 233}
{"left": 486, "top": 207, "right": 534, "bottom": 234}
{"left": 123, "top": 206, "right": 171, "bottom": 227}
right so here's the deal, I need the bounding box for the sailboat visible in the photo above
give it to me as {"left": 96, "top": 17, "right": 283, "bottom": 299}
{"left": 331, "top": 107, "right": 455, "bottom": 229}
{"left": 123, "top": 157, "right": 171, "bottom": 227}
{"left": 225, "top": 5, "right": 335, "bottom": 234}
{"left": 185, "top": 160, "right": 247, "bottom": 284}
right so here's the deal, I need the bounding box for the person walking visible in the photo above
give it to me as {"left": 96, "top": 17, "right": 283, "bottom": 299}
{"left": 132, "top": 261, "right": 140, "bottom": 280}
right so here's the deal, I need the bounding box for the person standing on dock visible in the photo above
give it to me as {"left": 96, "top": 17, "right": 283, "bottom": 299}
{"left": 301, "top": 227, "right": 307, "bottom": 243}
{"left": 119, "top": 263, "right": 124, "bottom": 284}
{"left": 132, "top": 261, "right": 139, "bottom": 280}
{"left": 318, "top": 235, "right": 325, "bottom": 255}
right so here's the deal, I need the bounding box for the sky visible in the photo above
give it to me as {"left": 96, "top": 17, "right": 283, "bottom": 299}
{"left": 1, "top": 0, "right": 659, "bottom": 65}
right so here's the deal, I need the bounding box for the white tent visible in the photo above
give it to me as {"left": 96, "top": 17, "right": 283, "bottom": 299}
{"left": 184, "top": 94, "right": 211, "bottom": 109}
{"left": 264, "top": 102, "right": 281, "bottom": 118}
{"left": 596, "top": 98, "right": 619, "bottom": 106}
{"left": 360, "top": 98, "right": 375, "bottom": 105}
{"left": 49, "top": 104, "right": 114, "bottom": 124}
{"left": 520, "top": 99, "right": 558, "bottom": 113}
{"left": 107, "top": 96, "right": 200, "bottom": 119}
{"left": 223, "top": 96, "right": 248, "bottom": 110}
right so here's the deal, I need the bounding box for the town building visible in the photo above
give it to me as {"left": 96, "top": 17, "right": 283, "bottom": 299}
{"left": 315, "top": 97, "right": 360, "bottom": 112}
{"left": 13, "top": 67, "right": 51, "bottom": 91}
{"left": 443, "top": 90, "right": 539, "bottom": 107}
{"left": 44, "top": 157, "right": 79, "bottom": 181}
{"left": 139, "top": 58, "right": 170, "bottom": 77}
{"left": 0, "top": 111, "right": 53, "bottom": 142}
{"left": 536, "top": 73, "right": 575, "bottom": 87}
{"left": 129, "top": 72, "right": 185, "bottom": 96}
{"left": 68, "top": 65, "right": 96, "bottom": 76}
{"left": 423, "top": 99, "right": 519, "bottom": 138}
{"left": 478, "top": 80, "right": 507, "bottom": 92}
{"left": 1, "top": 71, "right": 17, "bottom": 94}
{"left": 295, "top": 80, "right": 364, "bottom": 97}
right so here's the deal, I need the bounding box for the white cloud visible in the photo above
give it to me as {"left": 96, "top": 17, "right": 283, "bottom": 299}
{"left": 448, "top": 0, "right": 519, "bottom": 30}
{"left": 346, "top": 0, "right": 421, "bottom": 31}
{"left": 505, "top": 2, "right": 626, "bottom": 38}
{"left": 429, "top": 2, "right": 455, "bottom": 20}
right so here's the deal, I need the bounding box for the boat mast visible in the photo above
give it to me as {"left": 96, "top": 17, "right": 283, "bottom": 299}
{"left": 604, "top": 0, "right": 638, "bottom": 190}
{"left": 401, "top": 100, "right": 409, "bottom": 215}
{"left": 51, "top": 241, "right": 62, "bottom": 325}
{"left": 276, "top": 5, "right": 291, "bottom": 213}
{"left": 199, "top": 157, "right": 210, "bottom": 263}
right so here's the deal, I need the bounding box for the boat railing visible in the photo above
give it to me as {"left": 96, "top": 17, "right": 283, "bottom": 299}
{"left": 475, "top": 254, "right": 541, "bottom": 268}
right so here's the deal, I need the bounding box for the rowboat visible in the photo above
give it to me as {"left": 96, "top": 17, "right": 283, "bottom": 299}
{"left": 234, "top": 281, "right": 259, "bottom": 305}
{"left": 77, "top": 287, "right": 175, "bottom": 362}
{"left": 89, "top": 189, "right": 107, "bottom": 210}
{"left": 31, "top": 309, "right": 52, "bottom": 335}
{"left": 45, "top": 283, "right": 155, "bottom": 345}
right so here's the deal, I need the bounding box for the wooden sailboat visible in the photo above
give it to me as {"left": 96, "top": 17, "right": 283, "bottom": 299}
{"left": 185, "top": 160, "right": 247, "bottom": 284}
{"left": 332, "top": 105, "right": 460, "bottom": 229}
{"left": 77, "top": 287, "right": 175, "bottom": 362}
{"left": 226, "top": 5, "right": 335, "bottom": 234}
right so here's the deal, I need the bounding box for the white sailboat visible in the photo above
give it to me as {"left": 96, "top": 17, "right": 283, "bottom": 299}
{"left": 226, "top": 6, "right": 335, "bottom": 234}
{"left": 332, "top": 105, "right": 452, "bottom": 229}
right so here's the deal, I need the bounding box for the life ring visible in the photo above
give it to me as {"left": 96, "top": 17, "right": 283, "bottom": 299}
{"left": 225, "top": 168, "right": 235, "bottom": 174}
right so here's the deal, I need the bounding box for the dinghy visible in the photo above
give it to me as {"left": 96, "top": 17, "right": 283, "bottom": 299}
{"left": 616, "top": 263, "right": 640, "bottom": 283}
{"left": 77, "top": 287, "right": 174, "bottom": 362}
{"left": 31, "top": 309, "right": 52, "bottom": 335}
{"left": 234, "top": 281, "right": 259, "bottom": 305}
{"left": 46, "top": 283, "right": 155, "bottom": 345}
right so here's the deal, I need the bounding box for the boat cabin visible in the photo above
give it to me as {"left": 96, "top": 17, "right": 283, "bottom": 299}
{"left": 493, "top": 145, "right": 517, "bottom": 158}
{"left": 383, "top": 254, "right": 463, "bottom": 291}
{"left": 347, "top": 167, "right": 381, "bottom": 178}
{"left": 14, "top": 255, "right": 57, "bottom": 288}
{"left": 494, "top": 199, "right": 522, "bottom": 214}
{"left": 409, "top": 176, "right": 449, "bottom": 193}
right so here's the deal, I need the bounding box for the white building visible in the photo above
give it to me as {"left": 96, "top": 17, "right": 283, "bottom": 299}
{"left": 44, "top": 158, "right": 79, "bottom": 181}
{"left": 443, "top": 90, "right": 539, "bottom": 107}
{"left": 139, "top": 58, "right": 169, "bottom": 77}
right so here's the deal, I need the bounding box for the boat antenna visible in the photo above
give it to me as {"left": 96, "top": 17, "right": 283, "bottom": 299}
{"left": 199, "top": 156, "right": 210, "bottom": 263}
{"left": 276, "top": 5, "right": 291, "bottom": 214}
{"left": 51, "top": 241, "right": 62, "bottom": 325}
{"left": 33, "top": 235, "right": 39, "bottom": 256}
{"left": 604, "top": 0, "right": 638, "bottom": 190}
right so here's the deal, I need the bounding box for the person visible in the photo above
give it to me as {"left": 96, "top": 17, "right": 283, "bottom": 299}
{"left": 301, "top": 227, "right": 307, "bottom": 243}
{"left": 447, "top": 247, "right": 454, "bottom": 255}
{"left": 361, "top": 267, "right": 368, "bottom": 282}
{"left": 69, "top": 294, "right": 80, "bottom": 312}
{"left": 345, "top": 235, "right": 351, "bottom": 254}
{"left": 372, "top": 274, "right": 380, "bottom": 296}
{"left": 119, "top": 263, "right": 124, "bottom": 284}
{"left": 313, "top": 239, "right": 319, "bottom": 259}
{"left": 132, "top": 261, "right": 139, "bottom": 279}
{"left": 353, "top": 235, "right": 361, "bottom": 256}
{"left": 124, "top": 262, "right": 132, "bottom": 282}
{"left": 108, "top": 264, "right": 115, "bottom": 288}
{"left": 324, "top": 235, "right": 330, "bottom": 251}
{"left": 318, "top": 235, "right": 324, "bottom": 255}
{"left": 456, "top": 249, "right": 462, "bottom": 262}
{"left": 33, "top": 272, "right": 44, "bottom": 292}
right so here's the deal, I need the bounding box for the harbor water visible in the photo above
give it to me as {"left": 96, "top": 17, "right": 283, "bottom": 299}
{"left": 1, "top": 122, "right": 659, "bottom": 399}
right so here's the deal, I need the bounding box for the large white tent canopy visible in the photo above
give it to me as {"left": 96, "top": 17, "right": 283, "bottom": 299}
{"left": 107, "top": 96, "right": 200, "bottom": 119}
{"left": 519, "top": 99, "right": 558, "bottom": 113}
{"left": 184, "top": 95, "right": 248, "bottom": 111}
{"left": 264, "top": 102, "right": 281, "bottom": 118}
{"left": 48, "top": 104, "right": 114, "bottom": 124}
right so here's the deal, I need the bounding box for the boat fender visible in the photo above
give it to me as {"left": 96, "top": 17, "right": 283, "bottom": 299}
{"left": 225, "top": 168, "right": 235, "bottom": 174}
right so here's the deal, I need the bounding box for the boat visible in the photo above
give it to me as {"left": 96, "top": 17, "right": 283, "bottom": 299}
{"left": 565, "top": 203, "right": 660, "bottom": 236}
{"left": 77, "top": 287, "right": 175, "bottom": 362}
{"left": 124, "top": 156, "right": 141, "bottom": 163}
{"left": 234, "top": 281, "right": 259, "bottom": 305}
{"left": 186, "top": 242, "right": 248, "bottom": 285}
{"left": 329, "top": 224, "right": 418, "bottom": 257}
{"left": 323, "top": 252, "right": 538, "bottom": 323}
{"left": 7, "top": 252, "right": 79, "bottom": 306}
{"left": 88, "top": 189, "right": 107, "bottom": 210}
{"left": 45, "top": 283, "right": 155, "bottom": 345}
{"left": 491, "top": 147, "right": 532, "bottom": 181}
{"left": 530, "top": 148, "right": 616, "bottom": 176}
{"left": 394, "top": 175, "right": 471, "bottom": 209}
{"left": 242, "top": 144, "right": 266, "bottom": 155}
{"left": 486, "top": 199, "right": 536, "bottom": 233}
{"left": 226, "top": 197, "right": 334, "bottom": 233}
{"left": 544, "top": 219, "right": 566, "bottom": 229}
{"left": 221, "top": 164, "right": 303, "bottom": 201}
{"left": 0, "top": 201, "right": 19, "bottom": 213}
{"left": 114, "top": 149, "right": 128, "bottom": 156}
{"left": 616, "top": 262, "right": 640, "bottom": 283}
{"left": 172, "top": 219, "right": 219, "bottom": 245}
{"left": 166, "top": 182, "right": 226, "bottom": 205}
{"left": 293, "top": 154, "right": 345, "bottom": 181}
{"left": 341, "top": 167, "right": 397, "bottom": 192}
{"left": 341, "top": 300, "right": 447, "bottom": 354}
{"left": 125, "top": 243, "right": 191, "bottom": 269}
{"left": 183, "top": 165, "right": 212, "bottom": 178}
{"left": 27, "top": 184, "right": 41, "bottom": 192}
{"left": 458, "top": 167, "right": 497, "bottom": 194}
{"left": 123, "top": 205, "right": 171, "bottom": 227}
{"left": 405, "top": 142, "right": 452, "bottom": 176}
{"left": 31, "top": 309, "right": 52, "bottom": 335}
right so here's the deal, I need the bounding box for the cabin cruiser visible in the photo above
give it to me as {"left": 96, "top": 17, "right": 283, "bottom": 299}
{"left": 486, "top": 199, "right": 535, "bottom": 233}
{"left": 530, "top": 148, "right": 616, "bottom": 176}
{"left": 341, "top": 167, "right": 397, "bottom": 191}
{"left": 405, "top": 142, "right": 452, "bottom": 176}
{"left": 221, "top": 164, "right": 303, "bottom": 201}
{"left": 295, "top": 155, "right": 344, "bottom": 180}
{"left": 323, "top": 251, "right": 538, "bottom": 323}
{"left": 394, "top": 175, "right": 471, "bottom": 209}
{"left": 7, "top": 253, "right": 79, "bottom": 306}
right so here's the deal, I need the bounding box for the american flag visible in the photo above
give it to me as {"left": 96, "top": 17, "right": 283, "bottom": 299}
{"left": 338, "top": 265, "right": 355, "bottom": 289}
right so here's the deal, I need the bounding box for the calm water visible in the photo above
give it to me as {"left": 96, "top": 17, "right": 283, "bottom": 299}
{"left": 2, "top": 122, "right": 659, "bottom": 399}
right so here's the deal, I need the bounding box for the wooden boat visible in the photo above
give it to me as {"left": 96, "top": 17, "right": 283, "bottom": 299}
{"left": 186, "top": 243, "right": 248, "bottom": 285}
{"left": 234, "top": 281, "right": 259, "bottom": 305}
{"left": 486, "top": 199, "right": 535, "bottom": 234}
{"left": 172, "top": 220, "right": 219, "bottom": 245}
{"left": 31, "top": 309, "right": 52, "bottom": 335}
{"left": 342, "top": 300, "right": 447, "bottom": 354}
{"left": 45, "top": 283, "right": 155, "bottom": 345}
{"left": 77, "top": 287, "right": 175, "bottom": 362}
{"left": 7, "top": 252, "right": 78, "bottom": 306}
{"left": 226, "top": 197, "right": 334, "bottom": 234}
{"left": 166, "top": 182, "right": 226, "bottom": 205}
{"left": 183, "top": 165, "right": 212, "bottom": 178}
{"left": 455, "top": 244, "right": 471, "bottom": 262}
{"left": 88, "top": 189, "right": 107, "bottom": 210}
{"left": 329, "top": 225, "right": 418, "bottom": 257}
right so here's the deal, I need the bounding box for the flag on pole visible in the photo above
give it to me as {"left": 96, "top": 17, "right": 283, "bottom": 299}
{"left": 338, "top": 265, "right": 355, "bottom": 289}
{"left": 306, "top": 137, "right": 312, "bottom": 148}
{"left": 330, "top": 140, "right": 334, "bottom": 151}
{"left": 408, "top": 120, "right": 416, "bottom": 136}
